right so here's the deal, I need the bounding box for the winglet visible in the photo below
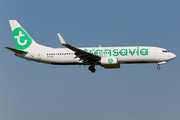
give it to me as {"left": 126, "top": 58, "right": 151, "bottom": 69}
{"left": 57, "top": 33, "right": 66, "bottom": 45}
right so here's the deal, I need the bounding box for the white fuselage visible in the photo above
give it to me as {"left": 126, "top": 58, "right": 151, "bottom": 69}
{"left": 16, "top": 46, "right": 176, "bottom": 65}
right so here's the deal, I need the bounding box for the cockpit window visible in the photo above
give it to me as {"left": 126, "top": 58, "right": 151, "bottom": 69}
{"left": 162, "top": 50, "right": 169, "bottom": 53}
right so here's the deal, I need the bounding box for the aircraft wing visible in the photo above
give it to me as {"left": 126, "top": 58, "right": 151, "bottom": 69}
{"left": 5, "top": 47, "right": 28, "bottom": 54}
{"left": 57, "top": 33, "right": 101, "bottom": 63}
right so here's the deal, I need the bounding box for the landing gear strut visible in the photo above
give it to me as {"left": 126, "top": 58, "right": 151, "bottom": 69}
{"left": 88, "top": 65, "right": 96, "bottom": 73}
{"left": 157, "top": 65, "right": 161, "bottom": 70}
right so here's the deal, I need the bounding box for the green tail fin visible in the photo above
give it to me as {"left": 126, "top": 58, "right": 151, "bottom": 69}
{"left": 9, "top": 20, "right": 33, "bottom": 50}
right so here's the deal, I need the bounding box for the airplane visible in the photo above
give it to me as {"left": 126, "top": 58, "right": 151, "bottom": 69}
{"left": 6, "top": 20, "right": 176, "bottom": 73}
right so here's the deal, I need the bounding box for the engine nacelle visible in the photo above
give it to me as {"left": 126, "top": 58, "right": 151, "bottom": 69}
{"left": 100, "top": 57, "right": 120, "bottom": 69}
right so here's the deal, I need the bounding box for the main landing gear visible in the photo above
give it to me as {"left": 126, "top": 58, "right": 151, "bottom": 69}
{"left": 88, "top": 65, "right": 96, "bottom": 73}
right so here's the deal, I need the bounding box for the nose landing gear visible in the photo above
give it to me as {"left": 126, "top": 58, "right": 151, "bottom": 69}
{"left": 157, "top": 61, "right": 167, "bottom": 70}
{"left": 88, "top": 65, "right": 96, "bottom": 73}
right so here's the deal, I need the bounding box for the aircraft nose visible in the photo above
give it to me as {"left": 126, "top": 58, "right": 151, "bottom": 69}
{"left": 171, "top": 53, "right": 176, "bottom": 59}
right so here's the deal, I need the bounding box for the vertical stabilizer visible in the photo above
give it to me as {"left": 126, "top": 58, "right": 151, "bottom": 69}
{"left": 9, "top": 20, "right": 45, "bottom": 50}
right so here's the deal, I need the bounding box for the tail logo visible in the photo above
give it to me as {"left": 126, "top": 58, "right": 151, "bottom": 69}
{"left": 14, "top": 31, "right": 27, "bottom": 46}
{"left": 12, "top": 27, "right": 32, "bottom": 50}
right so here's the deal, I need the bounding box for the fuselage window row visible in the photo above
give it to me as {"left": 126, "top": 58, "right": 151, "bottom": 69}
{"left": 47, "top": 53, "right": 75, "bottom": 56}
{"left": 47, "top": 51, "right": 148, "bottom": 56}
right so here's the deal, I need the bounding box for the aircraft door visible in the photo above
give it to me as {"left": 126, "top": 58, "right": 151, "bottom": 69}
{"left": 37, "top": 52, "right": 41, "bottom": 62}
{"left": 154, "top": 50, "right": 158, "bottom": 57}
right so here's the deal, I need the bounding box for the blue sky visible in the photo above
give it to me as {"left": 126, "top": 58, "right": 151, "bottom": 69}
{"left": 1, "top": 0, "right": 180, "bottom": 120}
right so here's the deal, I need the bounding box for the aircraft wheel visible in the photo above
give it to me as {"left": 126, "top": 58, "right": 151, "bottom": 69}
{"left": 88, "top": 66, "right": 92, "bottom": 71}
{"left": 91, "top": 67, "right": 96, "bottom": 73}
{"left": 157, "top": 66, "right": 160, "bottom": 70}
{"left": 88, "top": 65, "right": 96, "bottom": 73}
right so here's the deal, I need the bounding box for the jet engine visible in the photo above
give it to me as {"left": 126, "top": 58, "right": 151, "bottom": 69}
{"left": 100, "top": 57, "right": 120, "bottom": 69}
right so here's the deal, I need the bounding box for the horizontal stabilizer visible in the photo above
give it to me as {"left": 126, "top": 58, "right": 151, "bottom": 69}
{"left": 5, "top": 47, "right": 28, "bottom": 54}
